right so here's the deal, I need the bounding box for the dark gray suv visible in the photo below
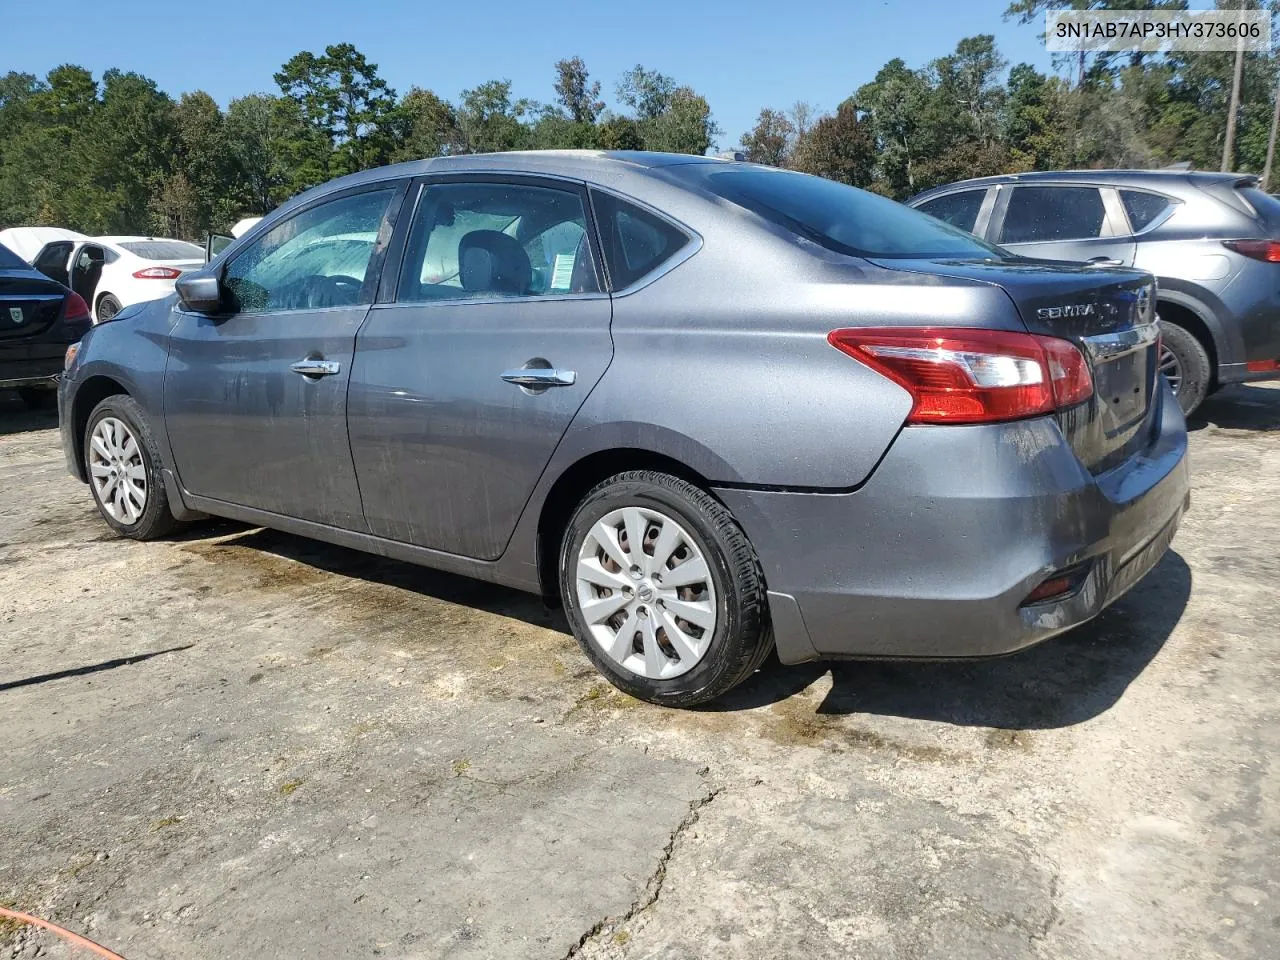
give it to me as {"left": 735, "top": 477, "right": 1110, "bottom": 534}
{"left": 59, "top": 152, "right": 1189, "bottom": 706}
{"left": 910, "top": 170, "right": 1280, "bottom": 414}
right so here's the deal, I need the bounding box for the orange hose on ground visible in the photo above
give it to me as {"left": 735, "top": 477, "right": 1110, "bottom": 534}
{"left": 0, "top": 906, "right": 128, "bottom": 959}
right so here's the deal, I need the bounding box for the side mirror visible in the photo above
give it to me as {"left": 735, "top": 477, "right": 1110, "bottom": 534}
{"left": 205, "top": 233, "right": 234, "bottom": 263}
{"left": 175, "top": 272, "right": 223, "bottom": 313}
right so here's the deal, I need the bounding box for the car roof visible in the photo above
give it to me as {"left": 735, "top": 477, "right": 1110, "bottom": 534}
{"left": 94, "top": 236, "right": 200, "bottom": 245}
{"left": 288, "top": 150, "right": 725, "bottom": 199}
{"left": 910, "top": 168, "right": 1258, "bottom": 203}
{"left": 0, "top": 226, "right": 89, "bottom": 262}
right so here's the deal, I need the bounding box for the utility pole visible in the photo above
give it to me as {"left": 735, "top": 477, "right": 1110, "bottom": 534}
{"left": 1222, "top": 33, "right": 1246, "bottom": 172}
{"left": 1265, "top": 83, "right": 1280, "bottom": 191}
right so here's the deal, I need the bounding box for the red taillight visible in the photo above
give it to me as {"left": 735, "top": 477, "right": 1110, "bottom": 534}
{"left": 63, "top": 291, "right": 91, "bottom": 322}
{"left": 133, "top": 266, "right": 182, "bottom": 279}
{"left": 827, "top": 327, "right": 1093, "bottom": 425}
{"left": 1222, "top": 239, "right": 1280, "bottom": 262}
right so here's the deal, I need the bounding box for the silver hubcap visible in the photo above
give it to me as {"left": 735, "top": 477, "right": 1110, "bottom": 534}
{"left": 575, "top": 506, "right": 718, "bottom": 680}
{"left": 1159, "top": 344, "right": 1183, "bottom": 395}
{"left": 89, "top": 417, "right": 146, "bottom": 524}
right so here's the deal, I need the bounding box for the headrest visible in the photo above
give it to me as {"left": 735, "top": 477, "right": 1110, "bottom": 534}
{"left": 459, "top": 230, "right": 531, "bottom": 296}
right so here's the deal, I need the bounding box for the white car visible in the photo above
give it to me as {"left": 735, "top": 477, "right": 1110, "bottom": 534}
{"left": 3, "top": 230, "right": 205, "bottom": 322}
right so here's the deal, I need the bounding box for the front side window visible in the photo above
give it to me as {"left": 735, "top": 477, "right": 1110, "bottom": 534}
{"left": 224, "top": 188, "right": 394, "bottom": 313}
{"left": 1000, "top": 186, "right": 1106, "bottom": 244}
{"left": 397, "top": 181, "right": 599, "bottom": 303}
{"left": 916, "top": 190, "right": 986, "bottom": 233}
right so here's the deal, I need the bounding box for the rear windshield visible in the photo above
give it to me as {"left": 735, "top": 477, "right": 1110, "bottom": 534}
{"left": 0, "top": 242, "right": 27, "bottom": 270}
{"left": 701, "top": 167, "right": 1001, "bottom": 259}
{"left": 118, "top": 240, "right": 203, "bottom": 260}
{"left": 1238, "top": 187, "right": 1280, "bottom": 233}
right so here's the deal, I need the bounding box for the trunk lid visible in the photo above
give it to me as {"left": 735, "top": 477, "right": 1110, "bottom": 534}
{"left": 868, "top": 257, "right": 1160, "bottom": 474}
{"left": 0, "top": 268, "right": 69, "bottom": 342}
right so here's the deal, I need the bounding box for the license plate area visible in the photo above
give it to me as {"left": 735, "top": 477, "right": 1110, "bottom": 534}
{"left": 1093, "top": 346, "right": 1152, "bottom": 431}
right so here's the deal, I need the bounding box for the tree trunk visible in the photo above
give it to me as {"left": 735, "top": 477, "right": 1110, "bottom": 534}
{"left": 1264, "top": 83, "right": 1280, "bottom": 191}
{"left": 1222, "top": 35, "right": 1245, "bottom": 173}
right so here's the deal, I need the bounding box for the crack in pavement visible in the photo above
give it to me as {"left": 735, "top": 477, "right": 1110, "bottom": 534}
{"left": 561, "top": 782, "right": 724, "bottom": 959}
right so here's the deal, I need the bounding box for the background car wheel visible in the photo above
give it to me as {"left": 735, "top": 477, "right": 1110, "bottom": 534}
{"left": 559, "top": 470, "right": 772, "bottom": 707}
{"left": 16, "top": 387, "right": 55, "bottom": 410}
{"left": 1158, "top": 320, "right": 1210, "bottom": 416}
{"left": 84, "top": 395, "right": 180, "bottom": 540}
{"left": 96, "top": 294, "right": 122, "bottom": 322}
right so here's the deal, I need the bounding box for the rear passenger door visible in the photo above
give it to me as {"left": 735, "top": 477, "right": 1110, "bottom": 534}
{"left": 347, "top": 176, "right": 613, "bottom": 560}
{"left": 991, "top": 185, "right": 1136, "bottom": 266}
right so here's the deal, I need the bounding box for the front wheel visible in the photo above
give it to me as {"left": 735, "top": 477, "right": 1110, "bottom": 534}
{"left": 559, "top": 470, "right": 772, "bottom": 707}
{"left": 84, "top": 395, "right": 180, "bottom": 540}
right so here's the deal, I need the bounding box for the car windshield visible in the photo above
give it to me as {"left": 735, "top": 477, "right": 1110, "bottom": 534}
{"left": 0, "top": 242, "right": 27, "bottom": 270}
{"left": 701, "top": 167, "right": 1002, "bottom": 259}
{"left": 118, "top": 240, "right": 203, "bottom": 260}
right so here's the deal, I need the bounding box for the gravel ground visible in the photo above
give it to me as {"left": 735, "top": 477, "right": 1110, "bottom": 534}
{"left": 1, "top": 384, "right": 1277, "bottom": 960}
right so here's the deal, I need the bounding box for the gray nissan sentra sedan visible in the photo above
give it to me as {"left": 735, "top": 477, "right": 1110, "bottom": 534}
{"left": 58, "top": 150, "right": 1190, "bottom": 707}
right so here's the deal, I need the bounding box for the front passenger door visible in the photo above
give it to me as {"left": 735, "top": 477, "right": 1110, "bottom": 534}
{"left": 164, "top": 184, "right": 403, "bottom": 529}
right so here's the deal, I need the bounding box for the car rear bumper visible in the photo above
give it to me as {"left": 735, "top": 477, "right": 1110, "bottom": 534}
{"left": 714, "top": 381, "right": 1190, "bottom": 664}
{"left": 0, "top": 357, "right": 62, "bottom": 390}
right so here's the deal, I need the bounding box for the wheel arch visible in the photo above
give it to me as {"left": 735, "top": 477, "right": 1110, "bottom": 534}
{"left": 69, "top": 375, "right": 130, "bottom": 481}
{"left": 535, "top": 448, "right": 715, "bottom": 601}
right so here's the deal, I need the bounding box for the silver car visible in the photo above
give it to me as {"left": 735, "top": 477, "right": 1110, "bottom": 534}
{"left": 910, "top": 170, "right": 1280, "bottom": 415}
{"left": 58, "top": 151, "right": 1190, "bottom": 706}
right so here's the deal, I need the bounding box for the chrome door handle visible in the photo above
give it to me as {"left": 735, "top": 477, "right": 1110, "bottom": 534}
{"left": 290, "top": 358, "right": 341, "bottom": 377}
{"left": 501, "top": 368, "right": 577, "bottom": 387}
{"left": 1086, "top": 257, "right": 1125, "bottom": 267}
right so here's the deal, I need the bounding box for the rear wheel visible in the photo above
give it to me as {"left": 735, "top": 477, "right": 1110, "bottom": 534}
{"left": 96, "top": 294, "right": 122, "bottom": 323}
{"left": 84, "top": 395, "right": 180, "bottom": 540}
{"left": 559, "top": 470, "right": 772, "bottom": 707}
{"left": 1158, "top": 320, "right": 1210, "bottom": 416}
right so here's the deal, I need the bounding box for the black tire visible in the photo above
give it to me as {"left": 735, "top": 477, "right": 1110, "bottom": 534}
{"left": 84, "top": 394, "right": 180, "bottom": 540}
{"left": 96, "top": 294, "right": 122, "bottom": 323}
{"left": 559, "top": 470, "right": 772, "bottom": 707}
{"left": 16, "top": 387, "right": 55, "bottom": 410}
{"left": 1158, "top": 320, "right": 1211, "bottom": 416}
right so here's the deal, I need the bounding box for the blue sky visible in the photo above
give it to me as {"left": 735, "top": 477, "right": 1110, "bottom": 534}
{"left": 1, "top": 0, "right": 1059, "bottom": 147}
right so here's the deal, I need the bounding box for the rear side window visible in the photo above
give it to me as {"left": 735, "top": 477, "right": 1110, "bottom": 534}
{"left": 1000, "top": 186, "right": 1106, "bottom": 243}
{"left": 916, "top": 190, "right": 986, "bottom": 233}
{"left": 591, "top": 190, "right": 691, "bottom": 289}
{"left": 1119, "top": 190, "right": 1173, "bottom": 233}
{"left": 397, "top": 180, "right": 599, "bottom": 302}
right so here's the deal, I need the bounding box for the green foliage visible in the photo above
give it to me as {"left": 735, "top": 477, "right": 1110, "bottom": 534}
{"left": 740, "top": 108, "right": 795, "bottom": 166}
{"left": 2, "top": 31, "right": 1278, "bottom": 236}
